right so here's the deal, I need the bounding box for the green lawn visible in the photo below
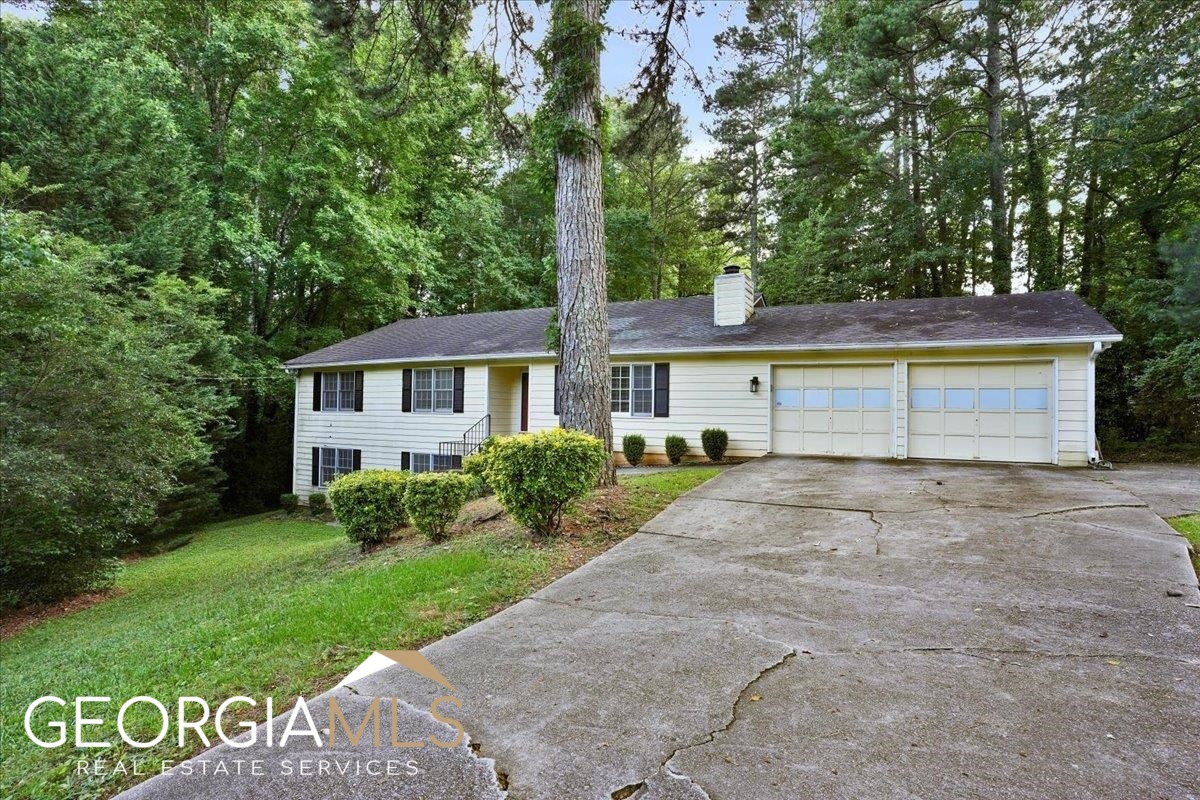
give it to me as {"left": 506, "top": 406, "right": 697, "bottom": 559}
{"left": 1170, "top": 513, "right": 1200, "bottom": 575}
{"left": 0, "top": 469, "right": 717, "bottom": 800}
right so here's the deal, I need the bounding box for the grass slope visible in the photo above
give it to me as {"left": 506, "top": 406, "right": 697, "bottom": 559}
{"left": 1169, "top": 513, "right": 1200, "bottom": 575}
{"left": 0, "top": 468, "right": 717, "bottom": 800}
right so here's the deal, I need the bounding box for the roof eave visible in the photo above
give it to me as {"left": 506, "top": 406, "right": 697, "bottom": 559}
{"left": 282, "top": 333, "right": 1122, "bottom": 370}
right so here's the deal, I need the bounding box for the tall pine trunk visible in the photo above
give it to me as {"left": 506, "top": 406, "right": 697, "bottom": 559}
{"left": 549, "top": 0, "right": 616, "bottom": 484}
{"left": 984, "top": 0, "right": 1011, "bottom": 293}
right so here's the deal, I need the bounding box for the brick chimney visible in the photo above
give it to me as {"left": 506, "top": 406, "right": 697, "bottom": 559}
{"left": 713, "top": 265, "right": 755, "bottom": 326}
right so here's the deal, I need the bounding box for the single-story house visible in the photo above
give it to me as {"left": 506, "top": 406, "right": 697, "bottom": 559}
{"left": 284, "top": 267, "right": 1121, "bottom": 497}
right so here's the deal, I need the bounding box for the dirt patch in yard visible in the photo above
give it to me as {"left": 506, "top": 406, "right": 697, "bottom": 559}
{"left": 0, "top": 588, "right": 125, "bottom": 640}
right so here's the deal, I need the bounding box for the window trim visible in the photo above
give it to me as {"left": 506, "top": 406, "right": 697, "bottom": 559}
{"left": 611, "top": 363, "right": 655, "bottom": 416}
{"left": 320, "top": 371, "right": 358, "bottom": 413}
{"left": 318, "top": 446, "right": 355, "bottom": 487}
{"left": 412, "top": 367, "right": 455, "bottom": 414}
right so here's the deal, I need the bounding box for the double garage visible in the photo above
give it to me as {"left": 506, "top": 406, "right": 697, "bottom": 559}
{"left": 770, "top": 361, "right": 1055, "bottom": 464}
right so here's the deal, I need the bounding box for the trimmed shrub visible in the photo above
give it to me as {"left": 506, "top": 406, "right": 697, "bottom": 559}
{"left": 403, "top": 472, "right": 474, "bottom": 542}
{"left": 326, "top": 469, "right": 408, "bottom": 549}
{"left": 482, "top": 429, "right": 607, "bottom": 537}
{"left": 701, "top": 428, "right": 729, "bottom": 463}
{"left": 462, "top": 441, "right": 494, "bottom": 496}
{"left": 622, "top": 434, "right": 646, "bottom": 467}
{"left": 307, "top": 492, "right": 327, "bottom": 514}
{"left": 664, "top": 435, "right": 688, "bottom": 465}
{"left": 279, "top": 493, "right": 299, "bottom": 513}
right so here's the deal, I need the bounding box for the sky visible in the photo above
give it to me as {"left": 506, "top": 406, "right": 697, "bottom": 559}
{"left": 470, "top": 1, "right": 746, "bottom": 159}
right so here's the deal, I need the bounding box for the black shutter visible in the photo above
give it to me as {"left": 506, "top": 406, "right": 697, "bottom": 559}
{"left": 451, "top": 454, "right": 463, "bottom": 470}
{"left": 402, "top": 369, "right": 413, "bottom": 412}
{"left": 352, "top": 449, "right": 362, "bottom": 471}
{"left": 400, "top": 451, "right": 410, "bottom": 471}
{"left": 312, "top": 372, "right": 322, "bottom": 411}
{"left": 311, "top": 447, "right": 320, "bottom": 486}
{"left": 354, "top": 371, "right": 364, "bottom": 412}
{"left": 653, "top": 363, "right": 670, "bottom": 417}
{"left": 553, "top": 364, "right": 561, "bottom": 416}
{"left": 452, "top": 367, "right": 465, "bottom": 413}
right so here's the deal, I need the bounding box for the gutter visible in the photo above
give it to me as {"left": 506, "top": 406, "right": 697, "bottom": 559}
{"left": 282, "top": 334, "right": 1123, "bottom": 370}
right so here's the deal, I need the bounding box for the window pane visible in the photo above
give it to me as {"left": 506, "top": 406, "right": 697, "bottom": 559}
{"left": 803, "top": 388, "right": 829, "bottom": 408}
{"left": 833, "top": 388, "right": 858, "bottom": 409}
{"left": 632, "top": 364, "right": 652, "bottom": 388}
{"left": 945, "top": 388, "right": 975, "bottom": 409}
{"left": 414, "top": 370, "right": 433, "bottom": 412}
{"left": 632, "top": 389, "right": 652, "bottom": 415}
{"left": 910, "top": 388, "right": 940, "bottom": 409}
{"left": 322, "top": 448, "right": 336, "bottom": 468}
{"left": 411, "top": 453, "right": 430, "bottom": 474}
{"left": 862, "top": 388, "right": 890, "bottom": 409}
{"left": 337, "top": 448, "right": 354, "bottom": 471}
{"left": 610, "top": 366, "right": 630, "bottom": 413}
{"left": 979, "top": 388, "right": 1010, "bottom": 410}
{"left": 323, "top": 388, "right": 338, "bottom": 410}
{"left": 1015, "top": 388, "right": 1048, "bottom": 410}
{"left": 774, "top": 389, "right": 801, "bottom": 409}
{"left": 434, "top": 369, "right": 453, "bottom": 390}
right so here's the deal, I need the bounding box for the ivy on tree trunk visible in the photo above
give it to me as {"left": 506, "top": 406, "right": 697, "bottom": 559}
{"left": 545, "top": 0, "right": 616, "bottom": 484}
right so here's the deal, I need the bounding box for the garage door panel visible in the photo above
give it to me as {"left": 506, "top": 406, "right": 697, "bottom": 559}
{"left": 831, "top": 410, "right": 861, "bottom": 433}
{"left": 907, "top": 361, "right": 1052, "bottom": 464}
{"left": 862, "top": 365, "right": 893, "bottom": 385}
{"left": 979, "top": 437, "right": 1014, "bottom": 461}
{"left": 943, "top": 435, "right": 977, "bottom": 459}
{"left": 943, "top": 412, "right": 976, "bottom": 436}
{"left": 861, "top": 410, "right": 891, "bottom": 434}
{"left": 803, "top": 368, "right": 833, "bottom": 387}
{"left": 862, "top": 433, "right": 892, "bottom": 457}
{"left": 1014, "top": 414, "right": 1050, "bottom": 437}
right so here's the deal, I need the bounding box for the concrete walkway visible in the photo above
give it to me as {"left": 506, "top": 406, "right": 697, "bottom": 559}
{"left": 122, "top": 458, "right": 1199, "bottom": 800}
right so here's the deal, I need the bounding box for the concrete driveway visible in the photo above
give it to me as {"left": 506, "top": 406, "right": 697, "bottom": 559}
{"left": 124, "top": 458, "right": 1199, "bottom": 800}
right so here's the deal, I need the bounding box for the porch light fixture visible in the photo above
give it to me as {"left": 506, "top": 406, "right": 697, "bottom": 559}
{"left": 750, "top": 376, "right": 760, "bottom": 394}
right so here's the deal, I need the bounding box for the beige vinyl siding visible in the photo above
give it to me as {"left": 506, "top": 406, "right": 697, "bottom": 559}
{"left": 292, "top": 342, "right": 1097, "bottom": 486}
{"left": 526, "top": 357, "right": 772, "bottom": 459}
{"left": 293, "top": 365, "right": 488, "bottom": 498}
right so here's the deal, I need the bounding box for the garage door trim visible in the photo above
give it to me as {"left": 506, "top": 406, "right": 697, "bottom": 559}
{"left": 905, "top": 357, "right": 1059, "bottom": 465}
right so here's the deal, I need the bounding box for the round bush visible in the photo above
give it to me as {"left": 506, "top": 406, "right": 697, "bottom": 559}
{"left": 700, "top": 428, "right": 729, "bottom": 462}
{"left": 664, "top": 435, "right": 688, "bottom": 465}
{"left": 481, "top": 429, "right": 607, "bottom": 538}
{"left": 622, "top": 434, "right": 646, "bottom": 467}
{"left": 279, "top": 493, "right": 299, "bottom": 513}
{"left": 326, "top": 469, "right": 409, "bottom": 549}
{"left": 307, "top": 492, "right": 327, "bottom": 514}
{"left": 404, "top": 472, "right": 474, "bottom": 543}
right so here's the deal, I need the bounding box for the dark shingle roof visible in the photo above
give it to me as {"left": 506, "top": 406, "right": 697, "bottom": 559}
{"left": 284, "top": 290, "right": 1119, "bottom": 367}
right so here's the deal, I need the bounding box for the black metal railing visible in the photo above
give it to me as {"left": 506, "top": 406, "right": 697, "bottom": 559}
{"left": 436, "top": 413, "right": 490, "bottom": 469}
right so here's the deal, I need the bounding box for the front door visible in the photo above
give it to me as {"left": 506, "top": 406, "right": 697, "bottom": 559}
{"left": 520, "top": 372, "right": 529, "bottom": 431}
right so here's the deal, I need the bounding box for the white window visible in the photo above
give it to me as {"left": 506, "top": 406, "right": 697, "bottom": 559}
{"left": 774, "top": 389, "right": 801, "bottom": 409}
{"left": 945, "top": 388, "right": 975, "bottom": 409}
{"left": 632, "top": 365, "right": 654, "bottom": 416}
{"left": 833, "top": 388, "right": 859, "bottom": 409}
{"left": 611, "top": 364, "right": 654, "bottom": 415}
{"left": 910, "top": 388, "right": 940, "bottom": 409}
{"left": 979, "top": 388, "right": 1010, "bottom": 410}
{"left": 321, "top": 372, "right": 357, "bottom": 412}
{"left": 803, "top": 388, "right": 829, "bottom": 408}
{"left": 319, "top": 447, "right": 355, "bottom": 486}
{"left": 862, "top": 388, "right": 891, "bottom": 409}
{"left": 410, "top": 453, "right": 456, "bottom": 474}
{"left": 414, "top": 368, "right": 454, "bottom": 413}
{"left": 1014, "top": 388, "right": 1048, "bottom": 410}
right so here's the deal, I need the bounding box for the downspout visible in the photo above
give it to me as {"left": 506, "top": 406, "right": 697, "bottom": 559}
{"left": 1086, "top": 341, "right": 1103, "bottom": 465}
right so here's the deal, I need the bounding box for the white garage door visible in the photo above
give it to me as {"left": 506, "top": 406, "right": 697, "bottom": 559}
{"left": 771, "top": 365, "right": 894, "bottom": 457}
{"left": 908, "top": 362, "right": 1053, "bottom": 463}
